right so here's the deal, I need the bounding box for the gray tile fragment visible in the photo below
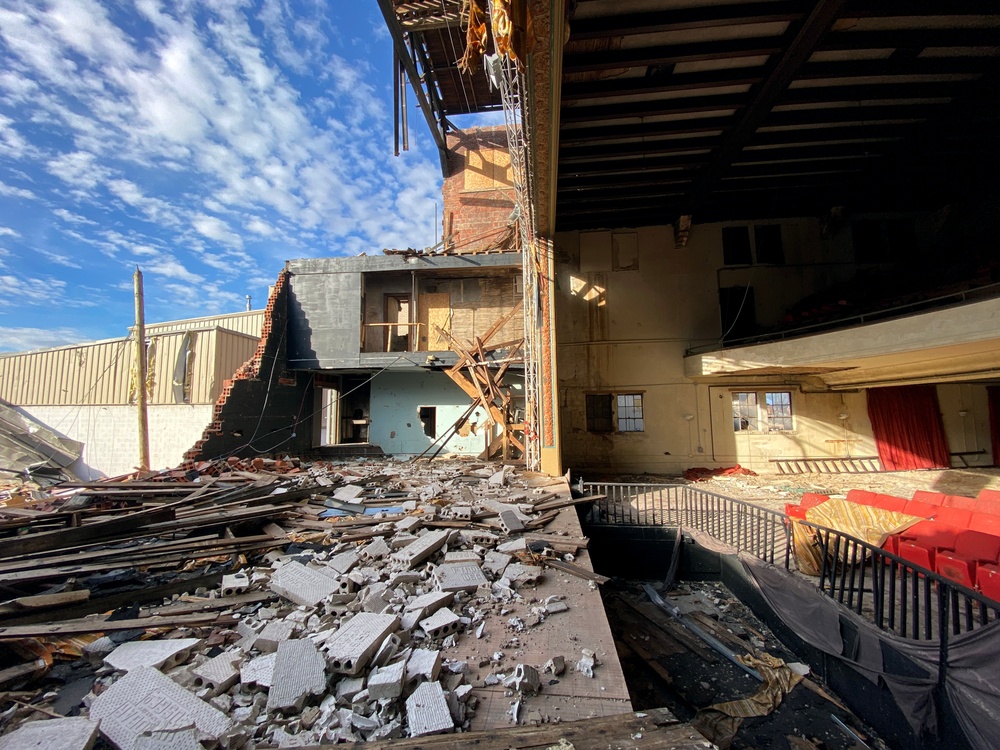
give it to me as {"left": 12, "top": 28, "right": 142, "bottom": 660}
{"left": 104, "top": 638, "right": 201, "bottom": 673}
{"left": 269, "top": 561, "right": 342, "bottom": 606}
{"left": 405, "top": 681, "right": 454, "bottom": 736}
{"left": 267, "top": 639, "right": 327, "bottom": 714}
{"left": 0, "top": 717, "right": 99, "bottom": 750}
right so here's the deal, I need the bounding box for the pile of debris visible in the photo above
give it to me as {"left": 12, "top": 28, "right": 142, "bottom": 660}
{"left": 0, "top": 458, "right": 606, "bottom": 748}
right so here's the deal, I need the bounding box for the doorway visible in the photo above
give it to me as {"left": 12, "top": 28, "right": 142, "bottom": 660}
{"left": 385, "top": 294, "right": 411, "bottom": 352}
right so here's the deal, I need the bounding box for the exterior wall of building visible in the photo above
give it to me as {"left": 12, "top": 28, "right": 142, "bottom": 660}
{"left": 368, "top": 370, "right": 519, "bottom": 456}
{"left": 553, "top": 219, "right": 994, "bottom": 474}
{"left": 442, "top": 128, "right": 516, "bottom": 254}
{"left": 144, "top": 310, "right": 264, "bottom": 338}
{"left": 21, "top": 404, "right": 213, "bottom": 478}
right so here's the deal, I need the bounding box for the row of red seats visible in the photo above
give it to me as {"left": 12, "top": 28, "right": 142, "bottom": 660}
{"left": 786, "top": 488, "right": 1000, "bottom": 601}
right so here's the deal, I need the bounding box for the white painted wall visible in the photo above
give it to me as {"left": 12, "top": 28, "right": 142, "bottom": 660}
{"left": 22, "top": 405, "right": 212, "bottom": 479}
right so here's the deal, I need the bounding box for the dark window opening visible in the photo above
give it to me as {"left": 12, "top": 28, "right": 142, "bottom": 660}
{"left": 418, "top": 406, "right": 436, "bottom": 438}
{"left": 722, "top": 226, "right": 752, "bottom": 265}
{"left": 754, "top": 224, "right": 785, "bottom": 265}
{"left": 586, "top": 394, "right": 613, "bottom": 432}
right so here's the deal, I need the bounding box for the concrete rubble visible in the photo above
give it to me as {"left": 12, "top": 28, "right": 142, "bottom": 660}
{"left": 0, "top": 457, "right": 599, "bottom": 747}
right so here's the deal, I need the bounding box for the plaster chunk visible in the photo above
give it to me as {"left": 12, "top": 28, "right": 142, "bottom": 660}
{"left": 256, "top": 620, "right": 296, "bottom": 653}
{"left": 135, "top": 727, "right": 201, "bottom": 750}
{"left": 324, "top": 613, "right": 400, "bottom": 675}
{"left": 104, "top": 638, "right": 201, "bottom": 673}
{"left": 333, "top": 484, "right": 365, "bottom": 501}
{"left": 335, "top": 676, "right": 366, "bottom": 703}
{"left": 405, "top": 681, "right": 454, "bottom": 737}
{"left": 267, "top": 639, "right": 327, "bottom": 714}
{"left": 482, "top": 550, "right": 513, "bottom": 577}
{"left": 367, "top": 660, "right": 406, "bottom": 701}
{"left": 503, "top": 663, "right": 541, "bottom": 694}
{"left": 327, "top": 550, "right": 359, "bottom": 575}
{"left": 90, "top": 666, "right": 232, "bottom": 750}
{"left": 434, "top": 562, "right": 488, "bottom": 593}
{"left": 0, "top": 717, "right": 99, "bottom": 750}
{"left": 406, "top": 648, "right": 442, "bottom": 683}
{"left": 270, "top": 561, "right": 342, "bottom": 607}
{"left": 503, "top": 563, "right": 542, "bottom": 587}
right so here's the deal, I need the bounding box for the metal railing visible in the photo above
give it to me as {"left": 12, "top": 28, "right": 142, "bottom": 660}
{"left": 582, "top": 481, "right": 1000, "bottom": 644}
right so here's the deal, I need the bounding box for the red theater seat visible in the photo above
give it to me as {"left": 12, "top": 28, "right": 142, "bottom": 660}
{"left": 974, "top": 490, "right": 1000, "bottom": 516}
{"left": 912, "top": 490, "right": 946, "bottom": 506}
{"left": 897, "top": 539, "right": 941, "bottom": 572}
{"left": 933, "top": 507, "right": 973, "bottom": 528}
{"left": 785, "top": 503, "right": 808, "bottom": 520}
{"left": 935, "top": 531, "right": 1000, "bottom": 589}
{"left": 977, "top": 564, "right": 1000, "bottom": 602}
{"left": 903, "top": 500, "right": 938, "bottom": 519}
{"left": 969, "top": 512, "right": 1000, "bottom": 536}
{"left": 943, "top": 494, "right": 977, "bottom": 511}
{"left": 846, "top": 489, "right": 878, "bottom": 507}
{"left": 873, "top": 494, "right": 908, "bottom": 513}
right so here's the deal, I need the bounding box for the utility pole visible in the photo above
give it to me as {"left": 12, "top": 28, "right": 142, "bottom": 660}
{"left": 133, "top": 267, "right": 150, "bottom": 472}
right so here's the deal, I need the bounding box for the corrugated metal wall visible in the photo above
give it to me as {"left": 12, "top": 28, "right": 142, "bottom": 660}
{"left": 0, "top": 326, "right": 260, "bottom": 406}
{"left": 144, "top": 310, "right": 264, "bottom": 338}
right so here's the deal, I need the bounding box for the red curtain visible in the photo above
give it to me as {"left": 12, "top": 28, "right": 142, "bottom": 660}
{"left": 988, "top": 387, "right": 1000, "bottom": 466}
{"left": 867, "top": 385, "right": 950, "bottom": 471}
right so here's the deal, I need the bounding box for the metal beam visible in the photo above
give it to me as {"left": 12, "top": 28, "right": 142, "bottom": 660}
{"left": 377, "top": 0, "right": 448, "bottom": 173}
{"left": 680, "top": 0, "right": 853, "bottom": 214}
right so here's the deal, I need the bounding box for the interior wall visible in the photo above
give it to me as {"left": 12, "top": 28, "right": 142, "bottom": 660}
{"left": 937, "top": 383, "right": 993, "bottom": 467}
{"left": 368, "top": 370, "right": 521, "bottom": 456}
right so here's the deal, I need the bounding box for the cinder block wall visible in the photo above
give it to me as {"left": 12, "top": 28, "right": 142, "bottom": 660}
{"left": 22, "top": 404, "right": 213, "bottom": 478}
{"left": 185, "top": 271, "right": 314, "bottom": 463}
{"left": 442, "top": 127, "right": 516, "bottom": 253}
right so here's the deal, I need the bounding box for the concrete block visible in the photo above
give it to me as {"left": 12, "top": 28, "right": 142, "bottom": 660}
{"left": 461, "top": 529, "right": 499, "bottom": 547}
{"left": 434, "top": 562, "right": 488, "bottom": 593}
{"left": 394, "top": 516, "right": 422, "bottom": 533}
{"left": 390, "top": 530, "right": 449, "bottom": 568}
{"left": 240, "top": 652, "right": 277, "bottom": 688}
{"left": 482, "top": 550, "right": 512, "bottom": 577}
{"left": 419, "top": 608, "right": 461, "bottom": 639}
{"left": 0, "top": 716, "right": 99, "bottom": 750}
{"left": 367, "top": 660, "right": 406, "bottom": 701}
{"left": 267, "top": 639, "right": 327, "bottom": 714}
{"left": 135, "top": 727, "right": 201, "bottom": 750}
{"left": 333, "top": 484, "right": 365, "bottom": 501}
{"left": 90, "top": 666, "right": 231, "bottom": 750}
{"left": 443, "top": 550, "right": 480, "bottom": 563}
{"left": 498, "top": 509, "right": 525, "bottom": 534}
{"left": 371, "top": 633, "right": 402, "bottom": 668}
{"left": 270, "top": 561, "right": 342, "bottom": 606}
{"left": 220, "top": 571, "right": 250, "bottom": 597}
{"left": 360, "top": 536, "right": 390, "bottom": 561}
{"left": 327, "top": 550, "right": 359, "bottom": 575}
{"left": 406, "top": 649, "right": 442, "bottom": 683}
{"left": 191, "top": 652, "right": 241, "bottom": 695}
{"left": 449, "top": 505, "right": 473, "bottom": 521}
{"left": 104, "top": 638, "right": 201, "bottom": 673}
{"left": 324, "top": 613, "right": 400, "bottom": 675}
{"left": 405, "top": 681, "right": 454, "bottom": 736}
{"left": 256, "top": 620, "right": 296, "bottom": 652}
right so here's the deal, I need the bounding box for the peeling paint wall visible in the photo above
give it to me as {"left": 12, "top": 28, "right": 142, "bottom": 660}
{"left": 553, "top": 220, "right": 995, "bottom": 474}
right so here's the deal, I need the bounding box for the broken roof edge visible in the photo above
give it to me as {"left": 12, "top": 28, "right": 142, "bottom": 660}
{"left": 285, "top": 252, "right": 523, "bottom": 275}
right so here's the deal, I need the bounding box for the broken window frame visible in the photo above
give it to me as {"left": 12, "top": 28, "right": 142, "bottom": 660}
{"left": 732, "top": 390, "right": 794, "bottom": 433}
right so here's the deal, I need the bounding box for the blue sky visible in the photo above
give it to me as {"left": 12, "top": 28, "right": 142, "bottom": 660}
{"left": 0, "top": 0, "right": 453, "bottom": 352}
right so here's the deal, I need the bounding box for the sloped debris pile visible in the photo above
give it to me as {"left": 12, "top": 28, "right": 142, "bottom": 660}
{"left": 0, "top": 457, "right": 604, "bottom": 748}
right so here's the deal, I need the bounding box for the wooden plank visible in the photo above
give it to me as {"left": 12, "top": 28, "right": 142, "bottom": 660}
{"left": 0, "top": 611, "right": 232, "bottom": 639}
{"left": 361, "top": 708, "right": 701, "bottom": 750}
{"left": 543, "top": 558, "right": 610, "bottom": 584}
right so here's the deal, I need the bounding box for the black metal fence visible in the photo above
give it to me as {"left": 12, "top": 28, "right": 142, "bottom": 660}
{"left": 583, "top": 481, "right": 1000, "bottom": 644}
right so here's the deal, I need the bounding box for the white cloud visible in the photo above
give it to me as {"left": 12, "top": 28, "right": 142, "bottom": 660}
{"left": 0, "top": 274, "right": 67, "bottom": 306}
{"left": 52, "top": 208, "right": 97, "bottom": 225}
{"left": 0, "top": 226, "right": 20, "bottom": 237}
{"left": 37, "top": 248, "right": 82, "bottom": 268}
{"left": 193, "top": 214, "right": 244, "bottom": 249}
{"left": 0, "top": 326, "right": 84, "bottom": 353}
{"left": 0, "top": 181, "right": 36, "bottom": 199}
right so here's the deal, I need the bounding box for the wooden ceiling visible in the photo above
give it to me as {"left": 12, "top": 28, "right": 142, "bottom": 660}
{"left": 557, "top": 0, "right": 1000, "bottom": 230}
{"left": 386, "top": 2, "right": 1000, "bottom": 232}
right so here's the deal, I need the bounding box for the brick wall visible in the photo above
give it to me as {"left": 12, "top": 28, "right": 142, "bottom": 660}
{"left": 184, "top": 270, "right": 314, "bottom": 463}
{"left": 442, "top": 127, "right": 516, "bottom": 254}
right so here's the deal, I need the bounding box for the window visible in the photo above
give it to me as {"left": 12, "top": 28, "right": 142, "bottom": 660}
{"left": 586, "top": 393, "right": 644, "bottom": 432}
{"left": 732, "top": 391, "right": 793, "bottom": 432}
{"left": 586, "top": 394, "right": 613, "bottom": 432}
{"left": 617, "top": 394, "right": 644, "bottom": 432}
{"left": 723, "top": 224, "right": 785, "bottom": 265}
{"left": 418, "top": 406, "right": 436, "bottom": 438}
{"left": 722, "top": 226, "right": 752, "bottom": 265}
